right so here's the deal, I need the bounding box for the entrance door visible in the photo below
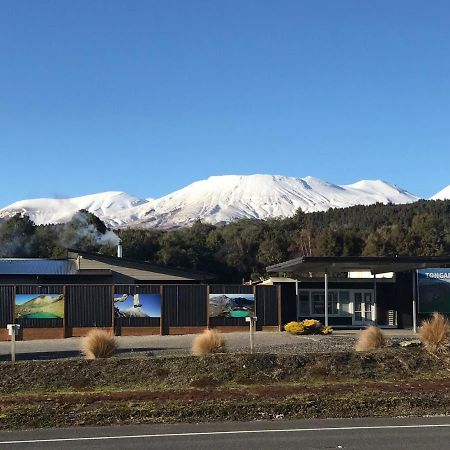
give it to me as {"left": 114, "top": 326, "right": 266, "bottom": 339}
{"left": 353, "top": 292, "right": 375, "bottom": 326}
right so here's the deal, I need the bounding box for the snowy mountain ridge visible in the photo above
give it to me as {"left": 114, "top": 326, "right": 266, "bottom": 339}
{"left": 0, "top": 174, "right": 441, "bottom": 229}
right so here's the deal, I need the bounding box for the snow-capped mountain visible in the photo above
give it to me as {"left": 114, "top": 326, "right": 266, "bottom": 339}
{"left": 0, "top": 191, "right": 147, "bottom": 226}
{"left": 112, "top": 175, "right": 419, "bottom": 228}
{"left": 431, "top": 185, "right": 450, "bottom": 201}
{"left": 0, "top": 174, "right": 421, "bottom": 229}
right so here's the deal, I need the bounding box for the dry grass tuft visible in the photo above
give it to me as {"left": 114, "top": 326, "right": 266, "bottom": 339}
{"left": 355, "top": 326, "right": 386, "bottom": 352}
{"left": 192, "top": 329, "right": 225, "bottom": 356}
{"left": 418, "top": 312, "right": 450, "bottom": 354}
{"left": 81, "top": 329, "right": 118, "bottom": 360}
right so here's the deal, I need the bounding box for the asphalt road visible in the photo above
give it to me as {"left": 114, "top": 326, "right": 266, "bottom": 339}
{"left": 0, "top": 417, "right": 448, "bottom": 449}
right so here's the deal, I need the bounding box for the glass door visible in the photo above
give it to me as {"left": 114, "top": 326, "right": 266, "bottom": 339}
{"left": 352, "top": 291, "right": 374, "bottom": 326}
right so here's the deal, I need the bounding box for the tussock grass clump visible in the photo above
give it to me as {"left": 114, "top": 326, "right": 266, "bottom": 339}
{"left": 355, "top": 326, "right": 386, "bottom": 352}
{"left": 418, "top": 312, "right": 450, "bottom": 354}
{"left": 192, "top": 329, "right": 225, "bottom": 356}
{"left": 81, "top": 329, "right": 118, "bottom": 360}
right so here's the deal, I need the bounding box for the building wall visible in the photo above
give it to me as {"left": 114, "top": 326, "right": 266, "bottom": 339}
{"left": 0, "top": 274, "right": 424, "bottom": 341}
{"left": 0, "top": 283, "right": 280, "bottom": 340}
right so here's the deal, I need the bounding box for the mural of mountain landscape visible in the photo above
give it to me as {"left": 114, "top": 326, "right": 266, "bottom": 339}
{"left": 15, "top": 294, "right": 64, "bottom": 319}
{"left": 209, "top": 293, "right": 255, "bottom": 318}
{"left": 114, "top": 293, "right": 161, "bottom": 318}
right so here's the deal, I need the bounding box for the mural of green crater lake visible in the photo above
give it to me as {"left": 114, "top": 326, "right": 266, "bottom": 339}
{"left": 230, "top": 310, "right": 251, "bottom": 318}
{"left": 15, "top": 294, "right": 64, "bottom": 319}
{"left": 23, "top": 313, "right": 61, "bottom": 319}
{"left": 209, "top": 293, "right": 255, "bottom": 318}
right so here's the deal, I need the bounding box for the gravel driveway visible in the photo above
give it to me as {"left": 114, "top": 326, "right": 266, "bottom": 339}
{"left": 0, "top": 330, "right": 416, "bottom": 361}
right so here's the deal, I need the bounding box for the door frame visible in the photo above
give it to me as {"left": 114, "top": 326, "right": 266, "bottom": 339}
{"left": 352, "top": 290, "right": 375, "bottom": 326}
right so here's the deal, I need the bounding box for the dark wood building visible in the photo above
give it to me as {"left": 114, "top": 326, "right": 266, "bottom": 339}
{"left": 267, "top": 256, "right": 450, "bottom": 330}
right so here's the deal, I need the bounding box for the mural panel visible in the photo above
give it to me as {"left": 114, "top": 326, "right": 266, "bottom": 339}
{"left": 209, "top": 293, "right": 255, "bottom": 318}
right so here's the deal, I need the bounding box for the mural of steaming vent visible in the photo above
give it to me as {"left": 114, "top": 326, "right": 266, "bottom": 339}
{"left": 15, "top": 294, "right": 64, "bottom": 319}
{"left": 209, "top": 293, "right": 255, "bottom": 318}
{"left": 114, "top": 294, "right": 161, "bottom": 318}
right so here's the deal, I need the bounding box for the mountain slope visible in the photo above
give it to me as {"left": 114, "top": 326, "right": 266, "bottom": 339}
{"left": 431, "top": 185, "right": 450, "bottom": 201}
{"left": 0, "top": 175, "right": 420, "bottom": 229}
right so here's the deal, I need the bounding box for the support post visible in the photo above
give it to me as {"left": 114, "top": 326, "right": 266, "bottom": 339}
{"left": 324, "top": 272, "right": 329, "bottom": 327}
{"left": 160, "top": 285, "right": 165, "bottom": 336}
{"left": 11, "top": 328, "right": 15, "bottom": 363}
{"left": 373, "top": 274, "right": 377, "bottom": 325}
{"left": 295, "top": 279, "right": 299, "bottom": 321}
{"left": 277, "top": 284, "right": 282, "bottom": 331}
{"left": 206, "top": 285, "right": 210, "bottom": 330}
{"left": 249, "top": 319, "right": 254, "bottom": 354}
{"left": 412, "top": 271, "right": 417, "bottom": 333}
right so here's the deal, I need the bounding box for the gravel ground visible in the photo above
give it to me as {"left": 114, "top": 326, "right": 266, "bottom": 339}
{"left": 0, "top": 330, "right": 417, "bottom": 361}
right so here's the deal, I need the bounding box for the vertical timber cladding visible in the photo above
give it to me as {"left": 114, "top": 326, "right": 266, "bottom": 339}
{"left": 209, "top": 285, "right": 255, "bottom": 329}
{"left": 0, "top": 285, "right": 14, "bottom": 328}
{"left": 66, "top": 285, "right": 113, "bottom": 328}
{"left": 255, "top": 285, "right": 279, "bottom": 328}
{"left": 113, "top": 285, "right": 161, "bottom": 335}
{"left": 15, "top": 285, "right": 64, "bottom": 329}
{"left": 164, "top": 285, "right": 208, "bottom": 334}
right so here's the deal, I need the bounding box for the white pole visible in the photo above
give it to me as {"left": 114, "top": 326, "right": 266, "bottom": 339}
{"left": 324, "top": 272, "right": 329, "bottom": 327}
{"left": 295, "top": 279, "right": 299, "bottom": 320}
{"left": 11, "top": 329, "right": 16, "bottom": 363}
{"left": 249, "top": 319, "right": 254, "bottom": 354}
{"left": 373, "top": 274, "right": 377, "bottom": 325}
{"left": 412, "top": 271, "right": 417, "bottom": 333}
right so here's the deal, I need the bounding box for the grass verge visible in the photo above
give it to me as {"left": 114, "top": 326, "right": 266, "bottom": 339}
{"left": 0, "top": 348, "right": 449, "bottom": 429}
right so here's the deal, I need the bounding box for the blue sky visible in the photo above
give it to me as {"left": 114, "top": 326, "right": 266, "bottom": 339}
{"left": 15, "top": 293, "right": 61, "bottom": 305}
{"left": 114, "top": 294, "right": 161, "bottom": 317}
{"left": 1, "top": 0, "right": 450, "bottom": 206}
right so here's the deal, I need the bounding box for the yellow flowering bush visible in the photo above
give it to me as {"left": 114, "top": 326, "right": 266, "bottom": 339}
{"left": 284, "top": 319, "right": 333, "bottom": 335}
{"left": 284, "top": 321, "right": 305, "bottom": 335}
{"left": 302, "top": 319, "right": 321, "bottom": 330}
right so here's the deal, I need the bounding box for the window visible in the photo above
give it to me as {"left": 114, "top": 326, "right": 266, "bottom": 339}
{"left": 328, "top": 292, "right": 338, "bottom": 315}
{"left": 312, "top": 292, "right": 325, "bottom": 315}
{"left": 339, "top": 291, "right": 351, "bottom": 315}
{"left": 306, "top": 289, "right": 374, "bottom": 317}
{"left": 311, "top": 291, "right": 338, "bottom": 315}
{"left": 298, "top": 291, "right": 310, "bottom": 316}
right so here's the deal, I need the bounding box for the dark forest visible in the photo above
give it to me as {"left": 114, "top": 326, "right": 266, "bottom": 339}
{"left": 1, "top": 199, "right": 450, "bottom": 282}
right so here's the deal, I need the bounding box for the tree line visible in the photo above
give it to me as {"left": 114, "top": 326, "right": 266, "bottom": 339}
{"left": 1, "top": 199, "right": 450, "bottom": 282}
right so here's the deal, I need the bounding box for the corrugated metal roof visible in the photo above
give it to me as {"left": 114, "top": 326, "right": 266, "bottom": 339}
{"left": 0, "top": 259, "right": 77, "bottom": 275}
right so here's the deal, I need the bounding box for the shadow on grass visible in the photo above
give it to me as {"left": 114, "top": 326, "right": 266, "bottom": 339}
{"left": 0, "top": 346, "right": 190, "bottom": 361}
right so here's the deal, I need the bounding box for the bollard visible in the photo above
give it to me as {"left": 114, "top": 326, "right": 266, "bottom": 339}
{"left": 245, "top": 316, "right": 257, "bottom": 354}
{"left": 6, "top": 324, "right": 20, "bottom": 363}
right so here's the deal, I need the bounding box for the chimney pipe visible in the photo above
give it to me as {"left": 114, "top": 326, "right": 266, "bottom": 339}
{"left": 117, "top": 239, "right": 123, "bottom": 258}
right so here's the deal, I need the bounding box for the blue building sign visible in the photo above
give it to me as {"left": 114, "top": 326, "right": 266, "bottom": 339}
{"left": 418, "top": 268, "right": 450, "bottom": 313}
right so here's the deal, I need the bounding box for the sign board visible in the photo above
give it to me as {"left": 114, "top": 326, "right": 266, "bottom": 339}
{"left": 417, "top": 268, "right": 450, "bottom": 313}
